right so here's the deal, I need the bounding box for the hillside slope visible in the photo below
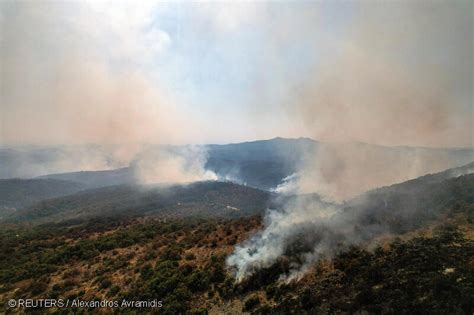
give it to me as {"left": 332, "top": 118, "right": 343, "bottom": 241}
{"left": 37, "top": 167, "right": 134, "bottom": 189}
{"left": 0, "top": 178, "right": 86, "bottom": 217}
{"left": 345, "top": 167, "right": 474, "bottom": 235}
{"left": 4, "top": 181, "right": 273, "bottom": 224}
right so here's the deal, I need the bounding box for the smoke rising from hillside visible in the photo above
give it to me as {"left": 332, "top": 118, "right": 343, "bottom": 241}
{"left": 228, "top": 196, "right": 341, "bottom": 282}
{"left": 228, "top": 164, "right": 474, "bottom": 282}
{"left": 134, "top": 146, "right": 217, "bottom": 185}
{"left": 228, "top": 143, "right": 474, "bottom": 281}
{"left": 227, "top": 1, "right": 473, "bottom": 281}
{"left": 273, "top": 143, "right": 473, "bottom": 201}
{"left": 277, "top": 1, "right": 473, "bottom": 199}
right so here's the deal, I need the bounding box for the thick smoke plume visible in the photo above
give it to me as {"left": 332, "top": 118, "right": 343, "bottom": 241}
{"left": 228, "top": 196, "right": 341, "bottom": 282}
{"left": 228, "top": 1, "right": 473, "bottom": 281}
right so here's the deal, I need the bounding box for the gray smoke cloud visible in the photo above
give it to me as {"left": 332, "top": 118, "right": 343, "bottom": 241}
{"left": 227, "top": 1, "right": 473, "bottom": 281}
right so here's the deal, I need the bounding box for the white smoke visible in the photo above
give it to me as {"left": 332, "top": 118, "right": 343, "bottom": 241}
{"left": 0, "top": 143, "right": 217, "bottom": 187}
{"left": 271, "top": 173, "right": 300, "bottom": 195}
{"left": 227, "top": 197, "right": 341, "bottom": 282}
{"left": 134, "top": 145, "right": 217, "bottom": 185}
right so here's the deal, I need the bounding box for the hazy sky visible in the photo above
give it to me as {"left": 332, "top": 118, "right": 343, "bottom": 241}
{"left": 1, "top": 1, "right": 472, "bottom": 147}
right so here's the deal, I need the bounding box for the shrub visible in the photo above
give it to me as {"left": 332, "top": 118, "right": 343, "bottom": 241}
{"left": 185, "top": 253, "right": 196, "bottom": 260}
{"left": 187, "top": 271, "right": 209, "bottom": 292}
{"left": 109, "top": 285, "right": 120, "bottom": 296}
{"left": 30, "top": 281, "right": 48, "bottom": 295}
{"left": 243, "top": 295, "right": 260, "bottom": 311}
{"left": 100, "top": 279, "right": 112, "bottom": 289}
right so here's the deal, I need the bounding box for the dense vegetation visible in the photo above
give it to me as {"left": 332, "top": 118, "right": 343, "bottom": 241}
{"left": 0, "top": 216, "right": 262, "bottom": 314}
{"left": 0, "top": 212, "right": 472, "bottom": 314}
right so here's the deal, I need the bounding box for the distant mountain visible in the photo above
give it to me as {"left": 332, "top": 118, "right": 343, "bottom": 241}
{"left": 0, "top": 178, "right": 86, "bottom": 218}
{"left": 4, "top": 181, "right": 273, "bottom": 224}
{"left": 29, "top": 138, "right": 315, "bottom": 190}
{"left": 2, "top": 138, "right": 473, "bottom": 192}
{"left": 207, "top": 137, "right": 316, "bottom": 162}
{"left": 205, "top": 137, "right": 316, "bottom": 189}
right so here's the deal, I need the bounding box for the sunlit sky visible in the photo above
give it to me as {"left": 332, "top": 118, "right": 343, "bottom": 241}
{"left": 1, "top": 1, "right": 473, "bottom": 147}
